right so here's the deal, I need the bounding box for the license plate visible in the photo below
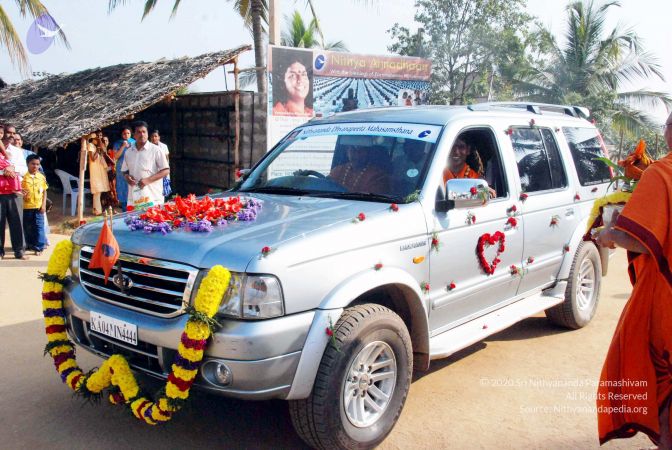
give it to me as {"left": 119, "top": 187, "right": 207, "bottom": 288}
{"left": 89, "top": 311, "right": 138, "bottom": 346}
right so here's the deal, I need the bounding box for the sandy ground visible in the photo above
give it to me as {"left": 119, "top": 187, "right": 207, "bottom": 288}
{"left": 0, "top": 234, "right": 653, "bottom": 449}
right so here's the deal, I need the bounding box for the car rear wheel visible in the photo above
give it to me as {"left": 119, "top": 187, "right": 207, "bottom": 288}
{"left": 289, "top": 303, "right": 412, "bottom": 449}
{"left": 546, "top": 241, "right": 602, "bottom": 329}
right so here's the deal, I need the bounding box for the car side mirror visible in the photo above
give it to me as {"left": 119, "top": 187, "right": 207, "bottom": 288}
{"left": 238, "top": 169, "right": 251, "bottom": 180}
{"left": 436, "top": 179, "right": 490, "bottom": 212}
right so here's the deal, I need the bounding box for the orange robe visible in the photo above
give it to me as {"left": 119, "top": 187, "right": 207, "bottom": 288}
{"left": 443, "top": 164, "right": 479, "bottom": 184}
{"left": 597, "top": 153, "right": 672, "bottom": 446}
{"left": 329, "top": 162, "right": 389, "bottom": 194}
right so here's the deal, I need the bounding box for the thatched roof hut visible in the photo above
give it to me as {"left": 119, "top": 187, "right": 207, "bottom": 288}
{"left": 0, "top": 45, "right": 251, "bottom": 149}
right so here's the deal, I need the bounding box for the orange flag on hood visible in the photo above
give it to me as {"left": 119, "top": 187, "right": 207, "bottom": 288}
{"left": 88, "top": 214, "right": 120, "bottom": 283}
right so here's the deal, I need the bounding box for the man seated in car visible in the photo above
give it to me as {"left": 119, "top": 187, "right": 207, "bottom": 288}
{"left": 443, "top": 136, "right": 481, "bottom": 183}
{"left": 329, "top": 141, "right": 389, "bottom": 194}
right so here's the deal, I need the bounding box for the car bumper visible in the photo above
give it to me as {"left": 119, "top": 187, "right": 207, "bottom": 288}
{"left": 64, "top": 281, "right": 314, "bottom": 400}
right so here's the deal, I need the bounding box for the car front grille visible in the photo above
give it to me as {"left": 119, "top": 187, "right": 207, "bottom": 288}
{"left": 79, "top": 246, "right": 199, "bottom": 317}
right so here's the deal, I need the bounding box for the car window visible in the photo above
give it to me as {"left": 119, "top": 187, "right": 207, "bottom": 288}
{"left": 511, "top": 127, "right": 567, "bottom": 193}
{"left": 541, "top": 129, "right": 567, "bottom": 189}
{"left": 449, "top": 128, "right": 508, "bottom": 198}
{"left": 562, "top": 127, "right": 611, "bottom": 185}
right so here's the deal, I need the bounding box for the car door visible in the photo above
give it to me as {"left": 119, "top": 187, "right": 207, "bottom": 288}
{"left": 427, "top": 127, "right": 524, "bottom": 334}
{"left": 509, "top": 126, "right": 576, "bottom": 295}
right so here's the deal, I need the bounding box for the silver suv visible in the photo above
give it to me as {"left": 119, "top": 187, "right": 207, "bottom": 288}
{"left": 66, "top": 103, "right": 611, "bottom": 449}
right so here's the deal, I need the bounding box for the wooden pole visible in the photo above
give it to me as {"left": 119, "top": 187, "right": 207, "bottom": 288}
{"left": 233, "top": 57, "right": 241, "bottom": 176}
{"left": 77, "top": 137, "right": 87, "bottom": 223}
{"left": 269, "top": 0, "right": 280, "bottom": 45}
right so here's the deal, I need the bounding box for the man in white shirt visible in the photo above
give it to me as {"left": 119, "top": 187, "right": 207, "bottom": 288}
{"left": 121, "top": 121, "right": 169, "bottom": 207}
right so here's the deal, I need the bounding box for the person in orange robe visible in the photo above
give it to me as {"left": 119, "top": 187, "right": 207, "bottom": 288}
{"left": 442, "top": 137, "right": 481, "bottom": 184}
{"left": 595, "top": 112, "right": 672, "bottom": 447}
{"left": 329, "top": 144, "right": 389, "bottom": 194}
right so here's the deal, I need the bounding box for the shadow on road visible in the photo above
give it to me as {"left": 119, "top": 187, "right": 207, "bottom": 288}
{"left": 413, "top": 316, "right": 569, "bottom": 382}
{"left": 0, "top": 259, "right": 48, "bottom": 268}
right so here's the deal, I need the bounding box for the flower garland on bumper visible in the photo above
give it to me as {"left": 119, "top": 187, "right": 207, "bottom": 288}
{"left": 41, "top": 240, "right": 231, "bottom": 425}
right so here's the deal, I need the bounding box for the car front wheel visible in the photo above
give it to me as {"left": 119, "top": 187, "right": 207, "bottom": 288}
{"left": 289, "top": 303, "right": 413, "bottom": 449}
{"left": 546, "top": 241, "right": 602, "bottom": 329}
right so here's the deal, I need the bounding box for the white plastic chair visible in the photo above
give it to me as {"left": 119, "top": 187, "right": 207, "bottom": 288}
{"left": 54, "top": 169, "right": 90, "bottom": 216}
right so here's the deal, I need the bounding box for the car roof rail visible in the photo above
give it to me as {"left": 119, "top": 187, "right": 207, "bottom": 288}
{"left": 471, "top": 102, "right": 590, "bottom": 119}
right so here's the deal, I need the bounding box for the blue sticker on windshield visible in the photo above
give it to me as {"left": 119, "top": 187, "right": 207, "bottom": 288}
{"left": 406, "top": 168, "right": 419, "bottom": 178}
{"left": 296, "top": 122, "right": 442, "bottom": 143}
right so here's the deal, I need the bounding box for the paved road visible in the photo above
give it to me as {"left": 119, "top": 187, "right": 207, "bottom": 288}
{"left": 0, "top": 236, "right": 651, "bottom": 449}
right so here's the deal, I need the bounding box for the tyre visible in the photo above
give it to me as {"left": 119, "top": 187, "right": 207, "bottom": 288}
{"left": 546, "top": 241, "right": 602, "bottom": 329}
{"left": 289, "top": 304, "right": 413, "bottom": 450}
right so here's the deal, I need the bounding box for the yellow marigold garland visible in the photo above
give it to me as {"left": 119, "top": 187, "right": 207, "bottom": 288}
{"left": 41, "top": 240, "right": 231, "bottom": 424}
{"left": 585, "top": 191, "right": 632, "bottom": 234}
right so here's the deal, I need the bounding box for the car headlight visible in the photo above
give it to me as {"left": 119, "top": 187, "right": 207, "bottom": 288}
{"left": 217, "top": 273, "right": 284, "bottom": 319}
{"left": 70, "top": 243, "right": 82, "bottom": 279}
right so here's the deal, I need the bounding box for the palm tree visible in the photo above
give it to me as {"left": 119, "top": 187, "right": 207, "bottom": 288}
{"left": 0, "top": 0, "right": 68, "bottom": 76}
{"left": 281, "top": 10, "right": 347, "bottom": 51}
{"left": 239, "top": 9, "right": 346, "bottom": 89}
{"left": 109, "top": 0, "right": 268, "bottom": 92}
{"left": 110, "top": 0, "right": 373, "bottom": 93}
{"left": 516, "top": 0, "right": 672, "bottom": 137}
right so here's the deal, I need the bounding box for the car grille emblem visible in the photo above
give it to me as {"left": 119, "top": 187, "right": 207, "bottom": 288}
{"left": 112, "top": 261, "right": 133, "bottom": 294}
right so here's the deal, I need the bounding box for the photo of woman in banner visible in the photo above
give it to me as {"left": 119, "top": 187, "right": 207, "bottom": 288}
{"left": 271, "top": 47, "right": 314, "bottom": 117}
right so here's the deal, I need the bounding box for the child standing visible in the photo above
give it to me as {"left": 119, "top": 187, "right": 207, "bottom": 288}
{"left": 21, "top": 154, "right": 48, "bottom": 255}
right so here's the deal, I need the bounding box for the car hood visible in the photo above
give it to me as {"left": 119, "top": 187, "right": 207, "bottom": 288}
{"left": 74, "top": 194, "right": 396, "bottom": 271}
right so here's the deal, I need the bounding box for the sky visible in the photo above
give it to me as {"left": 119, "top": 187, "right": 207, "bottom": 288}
{"left": 1, "top": 0, "right": 670, "bottom": 121}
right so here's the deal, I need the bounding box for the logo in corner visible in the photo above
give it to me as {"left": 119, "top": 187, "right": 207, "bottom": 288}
{"left": 26, "top": 13, "right": 61, "bottom": 55}
{"left": 418, "top": 130, "right": 432, "bottom": 139}
{"left": 314, "top": 54, "right": 327, "bottom": 71}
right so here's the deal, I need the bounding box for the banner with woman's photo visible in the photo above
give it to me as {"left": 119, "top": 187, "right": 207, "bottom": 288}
{"left": 267, "top": 45, "right": 432, "bottom": 150}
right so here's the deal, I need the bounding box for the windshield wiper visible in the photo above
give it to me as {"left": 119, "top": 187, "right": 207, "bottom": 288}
{"left": 239, "top": 186, "right": 312, "bottom": 196}
{"left": 309, "top": 192, "right": 402, "bottom": 203}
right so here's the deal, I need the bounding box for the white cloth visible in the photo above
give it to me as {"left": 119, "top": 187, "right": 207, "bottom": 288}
{"left": 5, "top": 144, "right": 28, "bottom": 182}
{"left": 121, "top": 141, "right": 169, "bottom": 206}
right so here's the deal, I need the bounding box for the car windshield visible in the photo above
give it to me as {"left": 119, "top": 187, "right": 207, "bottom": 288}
{"left": 237, "top": 122, "right": 442, "bottom": 203}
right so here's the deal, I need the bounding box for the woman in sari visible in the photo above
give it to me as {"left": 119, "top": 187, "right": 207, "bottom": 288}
{"left": 87, "top": 135, "right": 110, "bottom": 216}
{"left": 100, "top": 136, "right": 118, "bottom": 211}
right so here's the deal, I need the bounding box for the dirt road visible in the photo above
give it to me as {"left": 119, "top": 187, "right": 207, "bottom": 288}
{"left": 0, "top": 236, "right": 651, "bottom": 449}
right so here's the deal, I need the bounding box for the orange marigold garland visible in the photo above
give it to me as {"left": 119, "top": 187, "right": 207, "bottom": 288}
{"left": 41, "top": 240, "right": 231, "bottom": 424}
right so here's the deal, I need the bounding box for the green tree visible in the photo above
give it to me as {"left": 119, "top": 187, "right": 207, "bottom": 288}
{"left": 388, "top": 0, "right": 540, "bottom": 105}
{"left": 515, "top": 0, "right": 672, "bottom": 140}
{"left": 1, "top": 0, "right": 68, "bottom": 76}
{"left": 281, "top": 10, "right": 347, "bottom": 51}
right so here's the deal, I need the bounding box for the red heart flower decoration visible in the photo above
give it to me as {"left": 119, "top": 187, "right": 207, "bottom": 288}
{"left": 477, "top": 231, "right": 506, "bottom": 275}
